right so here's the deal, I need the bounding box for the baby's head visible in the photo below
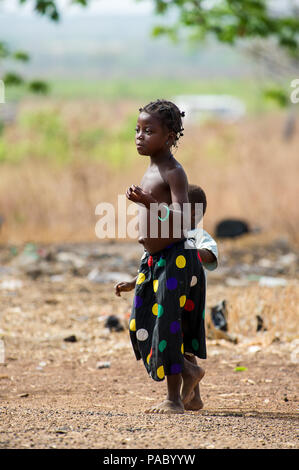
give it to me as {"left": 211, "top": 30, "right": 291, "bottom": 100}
{"left": 188, "top": 184, "right": 207, "bottom": 229}
{"left": 137, "top": 99, "right": 185, "bottom": 152}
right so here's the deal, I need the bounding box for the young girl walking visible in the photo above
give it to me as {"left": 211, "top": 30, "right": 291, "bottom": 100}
{"left": 124, "top": 99, "right": 206, "bottom": 414}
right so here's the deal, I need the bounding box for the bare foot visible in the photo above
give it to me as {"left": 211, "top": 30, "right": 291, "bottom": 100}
{"left": 184, "top": 395, "right": 204, "bottom": 411}
{"left": 145, "top": 399, "right": 184, "bottom": 414}
{"left": 181, "top": 362, "right": 205, "bottom": 405}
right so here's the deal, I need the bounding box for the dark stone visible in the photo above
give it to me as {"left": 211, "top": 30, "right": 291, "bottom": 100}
{"left": 215, "top": 219, "right": 250, "bottom": 238}
{"left": 63, "top": 335, "right": 77, "bottom": 343}
{"left": 256, "top": 314, "right": 267, "bottom": 332}
{"left": 104, "top": 315, "right": 124, "bottom": 332}
{"left": 210, "top": 300, "right": 228, "bottom": 331}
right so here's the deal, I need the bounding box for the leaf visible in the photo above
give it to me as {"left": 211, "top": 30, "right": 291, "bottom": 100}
{"left": 0, "top": 42, "right": 10, "bottom": 59}
{"left": 3, "top": 72, "right": 24, "bottom": 86}
{"left": 263, "top": 87, "right": 289, "bottom": 108}
{"left": 234, "top": 366, "right": 248, "bottom": 372}
{"left": 72, "top": 0, "right": 88, "bottom": 5}
{"left": 34, "top": 0, "right": 60, "bottom": 22}
{"left": 27, "top": 80, "right": 49, "bottom": 94}
{"left": 13, "top": 51, "right": 30, "bottom": 62}
{"left": 155, "top": 0, "right": 169, "bottom": 15}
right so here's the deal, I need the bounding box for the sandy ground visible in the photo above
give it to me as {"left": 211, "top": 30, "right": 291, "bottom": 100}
{"left": 0, "top": 239, "right": 298, "bottom": 450}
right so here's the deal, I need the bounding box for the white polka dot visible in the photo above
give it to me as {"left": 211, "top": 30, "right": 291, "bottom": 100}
{"left": 136, "top": 328, "right": 149, "bottom": 341}
{"left": 190, "top": 275, "right": 197, "bottom": 287}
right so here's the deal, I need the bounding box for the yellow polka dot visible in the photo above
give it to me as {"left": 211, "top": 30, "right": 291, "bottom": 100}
{"left": 136, "top": 272, "right": 145, "bottom": 284}
{"left": 152, "top": 303, "right": 158, "bottom": 316}
{"left": 146, "top": 353, "right": 151, "bottom": 364}
{"left": 153, "top": 279, "right": 159, "bottom": 292}
{"left": 157, "top": 365, "right": 165, "bottom": 379}
{"left": 181, "top": 343, "right": 184, "bottom": 354}
{"left": 179, "top": 295, "right": 186, "bottom": 307}
{"left": 176, "top": 255, "right": 186, "bottom": 268}
{"left": 129, "top": 319, "right": 136, "bottom": 331}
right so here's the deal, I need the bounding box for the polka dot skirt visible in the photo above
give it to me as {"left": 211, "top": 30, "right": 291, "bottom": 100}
{"left": 129, "top": 239, "right": 206, "bottom": 382}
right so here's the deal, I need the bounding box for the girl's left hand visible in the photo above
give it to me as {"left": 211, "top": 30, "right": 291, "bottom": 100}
{"left": 126, "top": 185, "right": 156, "bottom": 208}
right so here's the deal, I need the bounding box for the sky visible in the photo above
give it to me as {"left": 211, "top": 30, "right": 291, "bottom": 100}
{"left": 1, "top": 0, "right": 299, "bottom": 17}
{"left": 0, "top": 0, "right": 153, "bottom": 16}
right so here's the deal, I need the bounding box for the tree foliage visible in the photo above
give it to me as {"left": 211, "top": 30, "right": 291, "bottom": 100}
{"left": 18, "top": 0, "right": 89, "bottom": 21}
{"left": 8, "top": 1, "right": 299, "bottom": 52}
{"left": 0, "top": 0, "right": 89, "bottom": 94}
{"left": 149, "top": 0, "right": 299, "bottom": 53}
{"left": 1, "top": 0, "right": 298, "bottom": 102}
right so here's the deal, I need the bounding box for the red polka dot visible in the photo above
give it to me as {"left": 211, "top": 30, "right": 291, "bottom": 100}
{"left": 148, "top": 256, "right": 153, "bottom": 267}
{"left": 184, "top": 299, "right": 195, "bottom": 311}
{"left": 197, "top": 251, "right": 202, "bottom": 263}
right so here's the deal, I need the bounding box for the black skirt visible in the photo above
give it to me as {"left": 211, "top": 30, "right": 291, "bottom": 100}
{"left": 129, "top": 239, "right": 206, "bottom": 382}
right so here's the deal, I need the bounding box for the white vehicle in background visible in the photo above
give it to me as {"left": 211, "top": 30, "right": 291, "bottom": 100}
{"left": 174, "top": 94, "right": 246, "bottom": 124}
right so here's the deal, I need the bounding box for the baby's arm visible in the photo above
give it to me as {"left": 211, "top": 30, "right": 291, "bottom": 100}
{"left": 198, "top": 248, "right": 217, "bottom": 265}
{"left": 115, "top": 275, "right": 137, "bottom": 297}
{"left": 195, "top": 230, "right": 218, "bottom": 271}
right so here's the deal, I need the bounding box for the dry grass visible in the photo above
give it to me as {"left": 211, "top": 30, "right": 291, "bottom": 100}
{"left": 0, "top": 98, "right": 298, "bottom": 245}
{"left": 205, "top": 283, "right": 299, "bottom": 345}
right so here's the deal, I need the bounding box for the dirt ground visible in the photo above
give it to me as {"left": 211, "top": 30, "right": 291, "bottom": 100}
{"left": 0, "top": 238, "right": 298, "bottom": 450}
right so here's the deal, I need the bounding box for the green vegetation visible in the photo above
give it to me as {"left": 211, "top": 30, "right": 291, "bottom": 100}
{"left": 1, "top": 1, "right": 297, "bottom": 110}
{"left": 0, "top": 105, "right": 137, "bottom": 168}
{"left": 150, "top": 0, "right": 299, "bottom": 53}
{"left": 49, "top": 78, "right": 261, "bottom": 104}
{"left": 5, "top": 77, "right": 284, "bottom": 113}
{"left": 0, "top": 76, "right": 286, "bottom": 169}
{"left": 20, "top": 110, "right": 71, "bottom": 165}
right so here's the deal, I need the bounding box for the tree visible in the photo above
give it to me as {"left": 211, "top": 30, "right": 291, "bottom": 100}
{"left": 0, "top": 0, "right": 89, "bottom": 96}
{"left": 148, "top": 0, "right": 299, "bottom": 53}
{"left": 146, "top": 0, "right": 299, "bottom": 138}
{"left": 1, "top": 0, "right": 299, "bottom": 105}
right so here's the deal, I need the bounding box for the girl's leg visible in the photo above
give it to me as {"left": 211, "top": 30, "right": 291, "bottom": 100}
{"left": 181, "top": 355, "right": 205, "bottom": 410}
{"left": 145, "top": 373, "right": 184, "bottom": 414}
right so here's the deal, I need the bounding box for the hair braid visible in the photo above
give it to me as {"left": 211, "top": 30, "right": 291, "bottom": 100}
{"left": 139, "top": 99, "right": 185, "bottom": 148}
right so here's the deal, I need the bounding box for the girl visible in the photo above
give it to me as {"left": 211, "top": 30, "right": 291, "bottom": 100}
{"left": 123, "top": 99, "right": 207, "bottom": 414}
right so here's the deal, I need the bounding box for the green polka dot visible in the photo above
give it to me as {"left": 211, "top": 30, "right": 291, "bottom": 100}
{"left": 158, "top": 257, "right": 166, "bottom": 267}
{"left": 192, "top": 339, "right": 199, "bottom": 351}
{"left": 157, "top": 304, "right": 164, "bottom": 317}
{"left": 202, "top": 308, "right": 205, "bottom": 319}
{"left": 159, "top": 340, "right": 167, "bottom": 352}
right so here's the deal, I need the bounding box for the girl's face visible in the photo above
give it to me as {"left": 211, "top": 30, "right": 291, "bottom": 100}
{"left": 135, "top": 111, "right": 173, "bottom": 156}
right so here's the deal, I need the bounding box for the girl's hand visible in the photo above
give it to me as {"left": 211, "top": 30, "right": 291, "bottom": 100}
{"left": 126, "top": 185, "right": 156, "bottom": 209}
{"left": 115, "top": 280, "right": 135, "bottom": 297}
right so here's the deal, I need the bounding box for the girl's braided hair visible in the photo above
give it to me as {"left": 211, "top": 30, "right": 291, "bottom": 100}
{"left": 139, "top": 99, "right": 185, "bottom": 148}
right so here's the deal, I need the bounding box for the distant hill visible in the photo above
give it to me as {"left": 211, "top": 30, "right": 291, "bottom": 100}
{"left": 1, "top": 12, "right": 255, "bottom": 79}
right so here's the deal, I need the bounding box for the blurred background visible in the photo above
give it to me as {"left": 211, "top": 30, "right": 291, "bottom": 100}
{"left": 0, "top": 0, "right": 298, "bottom": 244}
{"left": 0, "top": 4, "right": 298, "bottom": 439}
